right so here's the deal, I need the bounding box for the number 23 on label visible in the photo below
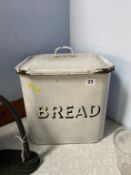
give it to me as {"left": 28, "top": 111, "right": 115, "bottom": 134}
{"left": 85, "top": 79, "right": 96, "bottom": 86}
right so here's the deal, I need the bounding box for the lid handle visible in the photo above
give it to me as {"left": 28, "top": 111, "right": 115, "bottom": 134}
{"left": 54, "top": 46, "right": 74, "bottom": 57}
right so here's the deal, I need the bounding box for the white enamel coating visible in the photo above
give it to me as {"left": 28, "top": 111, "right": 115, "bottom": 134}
{"left": 19, "top": 73, "right": 111, "bottom": 144}
{"left": 16, "top": 49, "right": 114, "bottom": 144}
{"left": 15, "top": 53, "right": 114, "bottom": 75}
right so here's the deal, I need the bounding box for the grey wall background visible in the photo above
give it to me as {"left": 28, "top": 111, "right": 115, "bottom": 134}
{"left": 0, "top": 0, "right": 69, "bottom": 100}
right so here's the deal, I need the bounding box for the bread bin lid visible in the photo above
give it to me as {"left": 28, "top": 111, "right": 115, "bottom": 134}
{"left": 15, "top": 46, "right": 114, "bottom": 75}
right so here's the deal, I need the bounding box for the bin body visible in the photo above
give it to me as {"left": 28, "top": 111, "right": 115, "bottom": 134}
{"left": 16, "top": 52, "right": 114, "bottom": 144}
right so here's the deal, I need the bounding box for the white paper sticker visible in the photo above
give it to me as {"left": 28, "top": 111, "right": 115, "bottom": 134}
{"left": 85, "top": 79, "right": 96, "bottom": 86}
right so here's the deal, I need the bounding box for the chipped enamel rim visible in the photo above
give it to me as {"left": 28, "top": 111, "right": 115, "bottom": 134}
{"left": 15, "top": 54, "right": 115, "bottom": 76}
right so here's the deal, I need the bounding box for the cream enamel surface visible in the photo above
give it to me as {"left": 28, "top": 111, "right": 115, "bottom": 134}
{"left": 20, "top": 74, "right": 110, "bottom": 144}
{"left": 15, "top": 53, "right": 114, "bottom": 75}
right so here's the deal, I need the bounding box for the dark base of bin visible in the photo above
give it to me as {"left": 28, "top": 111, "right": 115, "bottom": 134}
{"left": 0, "top": 149, "right": 40, "bottom": 175}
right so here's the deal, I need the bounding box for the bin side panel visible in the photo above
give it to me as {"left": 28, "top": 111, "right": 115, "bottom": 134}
{"left": 20, "top": 74, "right": 111, "bottom": 144}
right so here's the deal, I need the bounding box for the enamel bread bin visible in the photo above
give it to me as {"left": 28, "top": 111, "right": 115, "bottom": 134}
{"left": 15, "top": 46, "right": 114, "bottom": 144}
